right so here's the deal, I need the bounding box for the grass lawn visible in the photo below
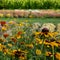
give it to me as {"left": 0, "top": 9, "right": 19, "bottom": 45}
{"left": 0, "top": 18, "right": 60, "bottom": 24}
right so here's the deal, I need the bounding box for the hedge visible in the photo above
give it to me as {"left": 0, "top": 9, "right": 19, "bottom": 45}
{"left": 0, "top": 0, "right": 60, "bottom": 9}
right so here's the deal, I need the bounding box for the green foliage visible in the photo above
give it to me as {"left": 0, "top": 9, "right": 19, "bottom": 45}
{"left": 0, "top": 0, "right": 60, "bottom": 9}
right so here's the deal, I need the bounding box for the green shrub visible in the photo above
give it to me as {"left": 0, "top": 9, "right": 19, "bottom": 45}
{"left": 0, "top": 0, "right": 3, "bottom": 9}
{"left": 0, "top": 0, "right": 60, "bottom": 9}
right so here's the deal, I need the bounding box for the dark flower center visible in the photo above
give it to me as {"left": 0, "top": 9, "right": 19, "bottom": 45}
{"left": 15, "top": 51, "right": 22, "bottom": 57}
{"left": 15, "top": 50, "right": 25, "bottom": 58}
{"left": 50, "top": 38, "right": 55, "bottom": 42}
{"left": 42, "top": 28, "right": 49, "bottom": 34}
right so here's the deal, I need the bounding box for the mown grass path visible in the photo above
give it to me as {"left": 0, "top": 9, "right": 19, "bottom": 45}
{"left": 0, "top": 18, "right": 60, "bottom": 24}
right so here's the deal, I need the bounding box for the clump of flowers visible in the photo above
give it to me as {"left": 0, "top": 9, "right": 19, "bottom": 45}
{"left": 11, "top": 49, "right": 27, "bottom": 60}
{"left": 0, "top": 20, "right": 60, "bottom": 60}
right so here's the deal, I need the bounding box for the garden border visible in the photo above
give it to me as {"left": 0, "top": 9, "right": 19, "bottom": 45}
{"left": 0, "top": 10, "right": 60, "bottom": 18}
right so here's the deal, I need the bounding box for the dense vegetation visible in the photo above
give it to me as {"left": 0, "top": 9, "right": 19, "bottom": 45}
{"left": 0, "top": 19, "right": 60, "bottom": 60}
{"left": 0, "top": 0, "right": 60, "bottom": 9}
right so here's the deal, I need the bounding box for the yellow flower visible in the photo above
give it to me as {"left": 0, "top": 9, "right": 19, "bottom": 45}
{"left": 2, "top": 26, "right": 7, "bottom": 31}
{"left": 8, "top": 21, "right": 15, "bottom": 24}
{"left": 56, "top": 40, "right": 60, "bottom": 46}
{"left": 19, "top": 23, "right": 24, "bottom": 26}
{"left": 34, "top": 32, "right": 41, "bottom": 35}
{"left": 0, "top": 43, "right": 6, "bottom": 51}
{"left": 47, "top": 45, "right": 50, "bottom": 48}
{"left": 44, "top": 41, "right": 50, "bottom": 45}
{"left": 0, "top": 43, "right": 3, "bottom": 51}
{"left": 46, "top": 51, "right": 52, "bottom": 56}
{"left": 44, "top": 34, "right": 49, "bottom": 37}
{"left": 36, "top": 49, "right": 41, "bottom": 55}
{"left": 54, "top": 32, "right": 58, "bottom": 35}
{"left": 0, "top": 13, "right": 3, "bottom": 17}
{"left": 0, "top": 38, "right": 6, "bottom": 42}
{"left": 25, "top": 44, "right": 34, "bottom": 48}
{"left": 48, "top": 33, "right": 54, "bottom": 37}
{"left": 48, "top": 32, "right": 58, "bottom": 37}
{"left": 19, "top": 57, "right": 25, "bottom": 60}
{"left": 12, "top": 49, "right": 17, "bottom": 53}
{"left": 16, "top": 35, "right": 21, "bottom": 39}
{"left": 18, "top": 49, "right": 21, "bottom": 51}
{"left": 8, "top": 44, "right": 12, "bottom": 47}
{"left": 50, "top": 42, "right": 58, "bottom": 47}
{"left": 6, "top": 14, "right": 11, "bottom": 17}
{"left": 12, "top": 50, "right": 17, "bottom": 56}
{"left": 3, "top": 49, "right": 8, "bottom": 55}
{"left": 4, "top": 24, "right": 9, "bottom": 28}
{"left": 36, "top": 38, "right": 42, "bottom": 44}
{"left": 55, "top": 52, "right": 60, "bottom": 60}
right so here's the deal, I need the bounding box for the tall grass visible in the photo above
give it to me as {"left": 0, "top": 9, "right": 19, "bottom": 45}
{"left": 0, "top": 0, "right": 60, "bottom": 9}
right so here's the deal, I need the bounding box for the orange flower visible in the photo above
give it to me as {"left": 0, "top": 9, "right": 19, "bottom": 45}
{"left": 17, "top": 31, "right": 22, "bottom": 35}
{"left": 0, "top": 21, "right": 6, "bottom": 26}
{"left": 3, "top": 33, "right": 9, "bottom": 38}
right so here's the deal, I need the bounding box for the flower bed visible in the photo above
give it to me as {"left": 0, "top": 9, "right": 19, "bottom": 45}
{"left": 0, "top": 10, "right": 60, "bottom": 18}
{"left": 0, "top": 20, "right": 60, "bottom": 60}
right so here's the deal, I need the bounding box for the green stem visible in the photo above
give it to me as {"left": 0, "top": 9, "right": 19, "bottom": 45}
{"left": 41, "top": 39, "right": 44, "bottom": 52}
{"left": 41, "top": 39, "right": 46, "bottom": 60}
{"left": 52, "top": 46, "right": 54, "bottom": 60}
{"left": 44, "top": 46, "right": 46, "bottom": 60}
{"left": 36, "top": 56, "right": 41, "bottom": 60}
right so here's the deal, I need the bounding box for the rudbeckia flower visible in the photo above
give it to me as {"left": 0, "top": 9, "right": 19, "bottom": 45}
{"left": 36, "top": 49, "right": 41, "bottom": 55}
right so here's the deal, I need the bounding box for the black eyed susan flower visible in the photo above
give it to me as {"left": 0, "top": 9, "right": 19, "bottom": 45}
{"left": 42, "top": 28, "right": 49, "bottom": 35}
{"left": 55, "top": 52, "right": 60, "bottom": 60}
{"left": 46, "top": 51, "right": 52, "bottom": 57}
{"left": 36, "top": 49, "right": 41, "bottom": 55}
{"left": 12, "top": 49, "right": 27, "bottom": 60}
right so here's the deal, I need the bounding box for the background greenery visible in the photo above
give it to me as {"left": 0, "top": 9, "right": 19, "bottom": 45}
{"left": 0, "top": 0, "right": 60, "bottom": 9}
{"left": 0, "top": 18, "right": 60, "bottom": 24}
